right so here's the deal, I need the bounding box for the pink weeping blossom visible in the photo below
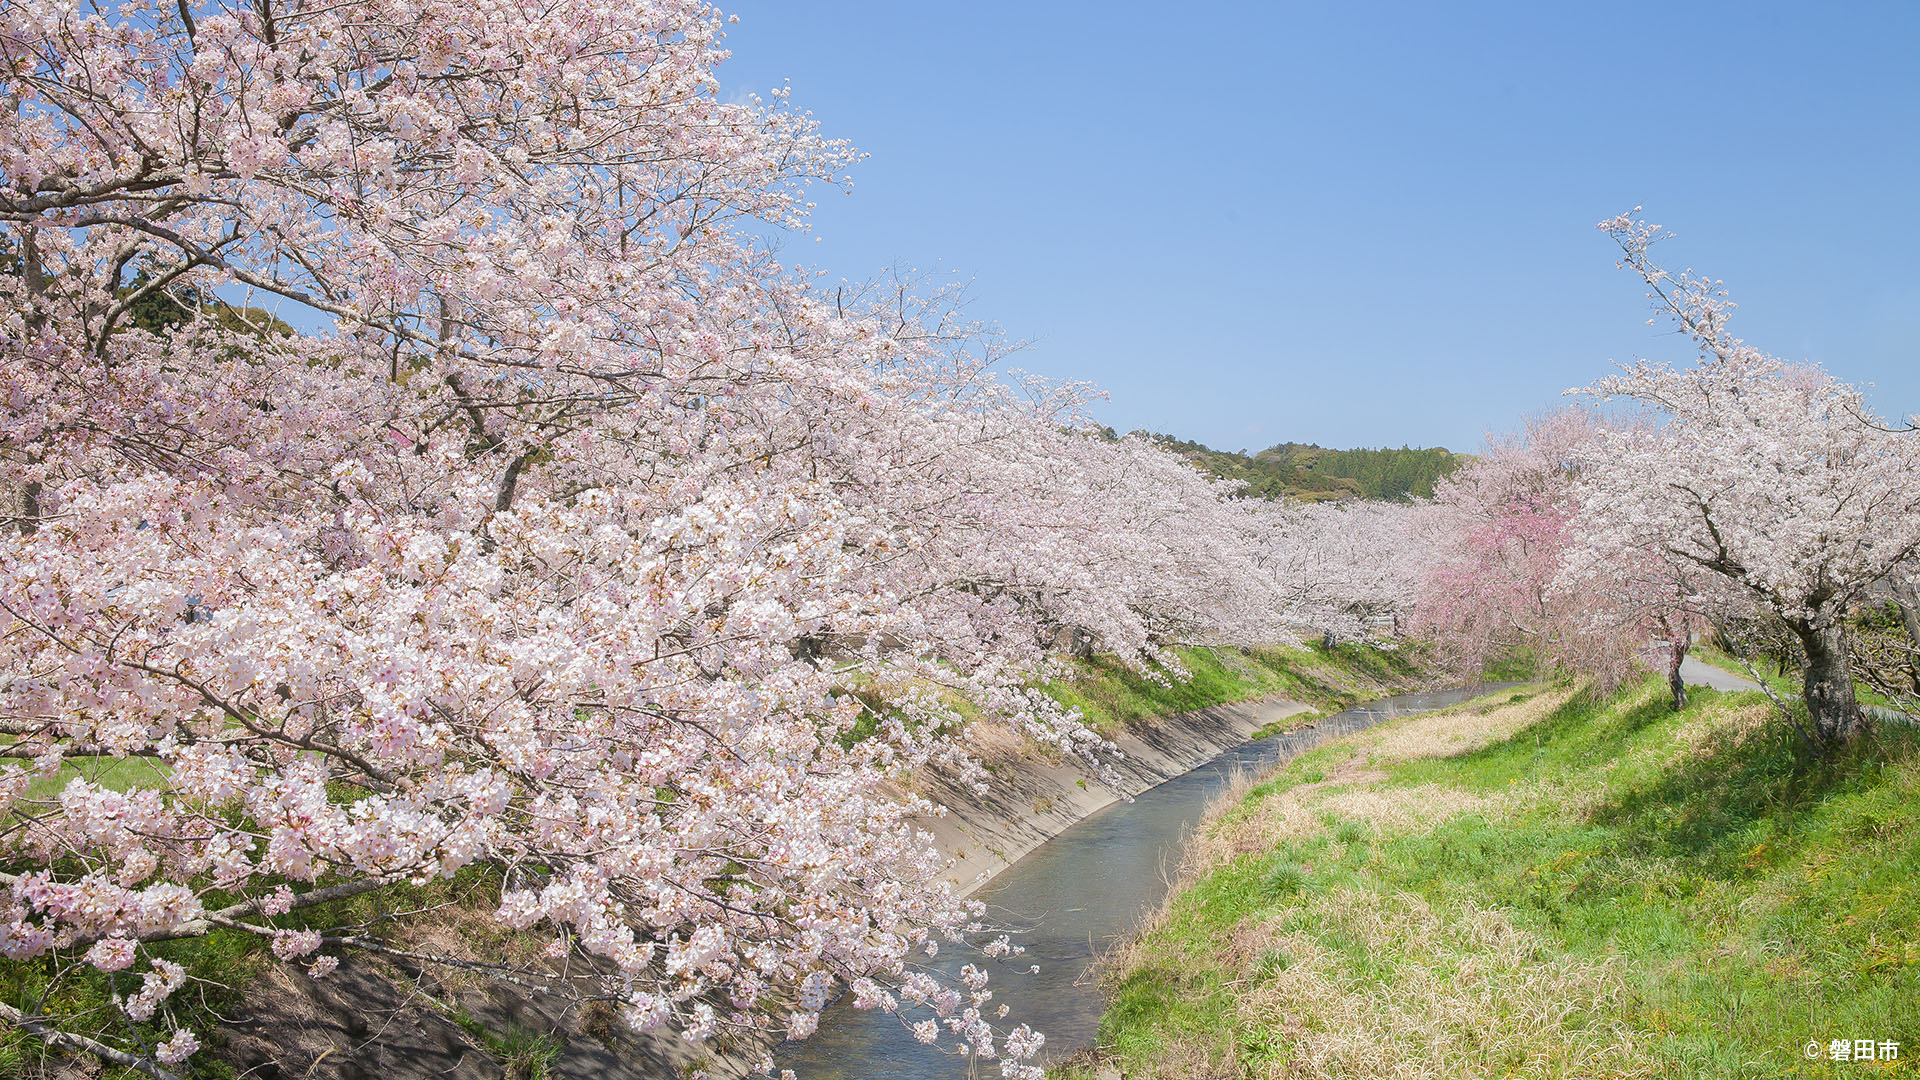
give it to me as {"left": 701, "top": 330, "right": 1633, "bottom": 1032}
{"left": 1414, "top": 408, "right": 1655, "bottom": 688}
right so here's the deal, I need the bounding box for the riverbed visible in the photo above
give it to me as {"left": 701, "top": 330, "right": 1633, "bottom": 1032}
{"left": 774, "top": 683, "right": 1513, "bottom": 1078}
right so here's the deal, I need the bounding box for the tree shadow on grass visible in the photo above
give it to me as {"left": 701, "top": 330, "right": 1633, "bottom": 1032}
{"left": 1591, "top": 702, "right": 1916, "bottom": 870}
{"left": 1403, "top": 685, "right": 1671, "bottom": 789}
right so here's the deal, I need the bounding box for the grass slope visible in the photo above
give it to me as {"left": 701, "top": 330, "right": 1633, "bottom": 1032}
{"left": 1040, "top": 643, "right": 1429, "bottom": 736}
{"left": 1075, "top": 679, "right": 1919, "bottom": 1079}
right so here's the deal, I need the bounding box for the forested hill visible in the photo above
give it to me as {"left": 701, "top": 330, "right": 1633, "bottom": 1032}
{"left": 1145, "top": 435, "right": 1467, "bottom": 501}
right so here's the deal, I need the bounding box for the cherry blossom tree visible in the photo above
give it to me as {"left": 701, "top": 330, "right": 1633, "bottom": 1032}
{"left": 1265, "top": 498, "right": 1443, "bottom": 645}
{"left": 1570, "top": 212, "right": 1920, "bottom": 742}
{"left": 1553, "top": 476, "right": 1725, "bottom": 709}
{"left": 1413, "top": 409, "right": 1653, "bottom": 689}
{"left": 0, "top": 0, "right": 1300, "bottom": 1074}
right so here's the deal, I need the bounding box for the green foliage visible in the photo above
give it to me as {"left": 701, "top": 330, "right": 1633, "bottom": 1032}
{"left": 0, "top": 868, "right": 517, "bottom": 1078}
{"left": 497, "top": 1025, "right": 562, "bottom": 1080}
{"left": 0, "top": 923, "right": 258, "bottom": 1079}
{"left": 1260, "top": 861, "right": 1310, "bottom": 899}
{"left": 450, "top": 1013, "right": 561, "bottom": 1080}
{"left": 1479, "top": 644, "right": 1543, "bottom": 683}
{"left": 1145, "top": 435, "right": 1467, "bottom": 502}
{"left": 1238, "top": 745, "right": 1345, "bottom": 805}
{"left": 1038, "top": 642, "right": 1422, "bottom": 735}
{"left": 115, "top": 271, "right": 297, "bottom": 342}
{"left": 22, "top": 754, "right": 172, "bottom": 804}
{"left": 120, "top": 273, "right": 208, "bottom": 337}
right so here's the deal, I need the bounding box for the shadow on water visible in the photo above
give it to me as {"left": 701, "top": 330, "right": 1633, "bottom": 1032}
{"left": 773, "top": 684, "right": 1513, "bottom": 1078}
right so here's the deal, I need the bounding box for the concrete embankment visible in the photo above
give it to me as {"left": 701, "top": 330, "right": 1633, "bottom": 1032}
{"left": 919, "top": 694, "right": 1317, "bottom": 898}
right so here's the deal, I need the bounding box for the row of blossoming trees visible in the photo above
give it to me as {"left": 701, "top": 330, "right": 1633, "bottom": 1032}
{"left": 1417, "top": 213, "right": 1920, "bottom": 745}
{"left": 1, "top": 0, "right": 1915, "bottom": 1074}
{"left": 0, "top": 0, "right": 1395, "bottom": 1073}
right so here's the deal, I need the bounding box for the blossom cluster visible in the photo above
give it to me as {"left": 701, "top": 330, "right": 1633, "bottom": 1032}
{"left": 1413, "top": 212, "right": 1920, "bottom": 737}
{"left": 0, "top": 0, "right": 1323, "bottom": 1070}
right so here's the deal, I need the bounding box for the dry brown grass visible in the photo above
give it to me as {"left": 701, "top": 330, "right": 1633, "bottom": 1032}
{"left": 1316, "top": 783, "right": 1503, "bottom": 835}
{"left": 1233, "top": 890, "right": 1649, "bottom": 1079}
{"left": 1359, "top": 688, "right": 1579, "bottom": 764}
{"left": 1189, "top": 690, "right": 1568, "bottom": 870}
{"left": 1671, "top": 700, "right": 1773, "bottom": 759}
{"left": 1098, "top": 687, "right": 1663, "bottom": 1080}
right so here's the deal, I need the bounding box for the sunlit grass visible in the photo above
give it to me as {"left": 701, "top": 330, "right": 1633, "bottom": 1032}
{"left": 21, "top": 754, "right": 173, "bottom": 805}
{"left": 1041, "top": 641, "right": 1427, "bottom": 735}
{"left": 1071, "top": 678, "right": 1920, "bottom": 1079}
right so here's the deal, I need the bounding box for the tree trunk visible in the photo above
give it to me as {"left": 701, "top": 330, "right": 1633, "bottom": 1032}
{"left": 1792, "top": 618, "right": 1868, "bottom": 744}
{"left": 1666, "top": 636, "right": 1689, "bottom": 711}
{"left": 1893, "top": 581, "right": 1920, "bottom": 695}
{"left": 1047, "top": 623, "right": 1094, "bottom": 661}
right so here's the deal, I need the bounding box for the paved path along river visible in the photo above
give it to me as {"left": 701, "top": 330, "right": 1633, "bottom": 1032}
{"left": 1677, "top": 654, "right": 1761, "bottom": 692}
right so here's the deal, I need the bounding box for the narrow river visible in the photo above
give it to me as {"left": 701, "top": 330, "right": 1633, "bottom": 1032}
{"left": 775, "top": 683, "right": 1513, "bottom": 1078}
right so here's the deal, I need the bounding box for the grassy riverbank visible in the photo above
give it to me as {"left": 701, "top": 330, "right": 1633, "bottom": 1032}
{"left": 1070, "top": 678, "right": 1920, "bottom": 1079}
{"left": 1041, "top": 642, "right": 1430, "bottom": 736}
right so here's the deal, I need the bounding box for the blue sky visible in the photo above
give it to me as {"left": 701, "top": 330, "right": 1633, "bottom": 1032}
{"left": 718, "top": 2, "right": 1920, "bottom": 453}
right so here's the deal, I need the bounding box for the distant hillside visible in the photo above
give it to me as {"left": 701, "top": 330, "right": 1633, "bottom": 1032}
{"left": 1146, "top": 434, "right": 1466, "bottom": 502}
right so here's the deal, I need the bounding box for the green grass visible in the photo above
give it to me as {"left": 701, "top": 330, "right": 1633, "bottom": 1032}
{"left": 0, "top": 867, "right": 521, "bottom": 1079}
{"left": 1040, "top": 642, "right": 1426, "bottom": 735}
{"left": 1076, "top": 679, "right": 1920, "bottom": 1079}
{"left": 21, "top": 755, "right": 172, "bottom": 805}
{"left": 835, "top": 640, "right": 1425, "bottom": 750}
{"left": 449, "top": 1012, "right": 562, "bottom": 1080}
{"left": 0, "top": 921, "right": 260, "bottom": 1080}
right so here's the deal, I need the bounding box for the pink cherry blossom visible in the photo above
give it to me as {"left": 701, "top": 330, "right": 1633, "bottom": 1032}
{"left": 1414, "top": 409, "right": 1649, "bottom": 686}
{"left": 84, "top": 936, "right": 136, "bottom": 972}
{"left": 0, "top": 0, "right": 1554, "bottom": 1070}
{"left": 154, "top": 1029, "right": 200, "bottom": 1065}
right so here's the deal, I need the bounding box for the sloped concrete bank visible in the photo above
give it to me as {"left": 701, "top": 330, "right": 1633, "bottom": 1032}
{"left": 919, "top": 693, "right": 1318, "bottom": 899}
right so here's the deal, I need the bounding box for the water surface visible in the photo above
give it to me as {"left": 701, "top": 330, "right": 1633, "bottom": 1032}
{"left": 776, "top": 683, "right": 1513, "bottom": 1078}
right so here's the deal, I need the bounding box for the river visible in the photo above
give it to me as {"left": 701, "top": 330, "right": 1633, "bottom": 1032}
{"left": 773, "top": 682, "right": 1515, "bottom": 1078}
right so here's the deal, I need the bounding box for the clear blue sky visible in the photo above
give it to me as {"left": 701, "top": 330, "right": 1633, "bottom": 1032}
{"left": 718, "top": 1, "right": 1920, "bottom": 454}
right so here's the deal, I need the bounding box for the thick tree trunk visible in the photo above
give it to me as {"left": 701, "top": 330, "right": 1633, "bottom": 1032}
{"left": 1666, "top": 636, "right": 1688, "bottom": 711}
{"left": 1893, "top": 581, "right": 1920, "bottom": 695}
{"left": 1792, "top": 618, "right": 1868, "bottom": 744}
